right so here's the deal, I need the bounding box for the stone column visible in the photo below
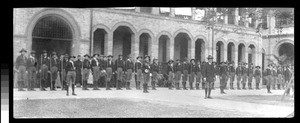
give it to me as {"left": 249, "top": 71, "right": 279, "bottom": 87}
{"left": 245, "top": 12, "right": 249, "bottom": 27}
{"left": 234, "top": 8, "right": 239, "bottom": 25}
{"left": 234, "top": 46, "right": 239, "bottom": 67}
{"left": 244, "top": 47, "right": 249, "bottom": 63}
{"left": 151, "top": 37, "right": 158, "bottom": 60}
{"left": 224, "top": 47, "right": 227, "bottom": 62}
{"left": 169, "top": 38, "right": 174, "bottom": 60}
{"left": 190, "top": 39, "right": 195, "bottom": 59}
{"left": 106, "top": 32, "right": 113, "bottom": 56}
{"left": 224, "top": 14, "right": 228, "bottom": 24}
{"left": 191, "top": 7, "right": 196, "bottom": 20}
{"left": 170, "top": 8, "right": 175, "bottom": 17}
{"left": 131, "top": 34, "right": 139, "bottom": 62}
{"left": 151, "top": 7, "right": 160, "bottom": 15}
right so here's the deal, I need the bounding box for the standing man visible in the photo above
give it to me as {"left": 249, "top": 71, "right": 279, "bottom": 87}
{"left": 254, "top": 66, "right": 262, "bottom": 90}
{"left": 15, "top": 48, "right": 27, "bottom": 91}
{"left": 50, "top": 52, "right": 60, "bottom": 91}
{"left": 105, "top": 55, "right": 114, "bottom": 90}
{"left": 224, "top": 61, "right": 230, "bottom": 90}
{"left": 115, "top": 54, "right": 124, "bottom": 90}
{"left": 272, "top": 65, "right": 277, "bottom": 90}
{"left": 182, "top": 58, "right": 189, "bottom": 90}
{"left": 212, "top": 62, "right": 219, "bottom": 90}
{"left": 82, "top": 54, "right": 90, "bottom": 90}
{"left": 150, "top": 58, "right": 159, "bottom": 90}
{"left": 91, "top": 54, "right": 100, "bottom": 90}
{"left": 266, "top": 64, "right": 273, "bottom": 93}
{"left": 74, "top": 55, "right": 83, "bottom": 87}
{"left": 189, "top": 59, "right": 196, "bottom": 90}
{"left": 277, "top": 66, "right": 283, "bottom": 90}
{"left": 201, "top": 61, "right": 206, "bottom": 89}
{"left": 195, "top": 60, "right": 202, "bottom": 90}
{"left": 65, "top": 56, "right": 77, "bottom": 96}
{"left": 61, "top": 54, "right": 69, "bottom": 90}
{"left": 26, "top": 50, "right": 37, "bottom": 91}
{"left": 167, "top": 59, "right": 174, "bottom": 90}
{"left": 125, "top": 55, "right": 134, "bottom": 90}
{"left": 142, "top": 55, "right": 151, "bottom": 93}
{"left": 248, "top": 63, "right": 254, "bottom": 90}
{"left": 174, "top": 59, "right": 182, "bottom": 90}
{"left": 219, "top": 62, "right": 227, "bottom": 94}
{"left": 202, "top": 55, "right": 215, "bottom": 99}
{"left": 40, "top": 50, "right": 50, "bottom": 91}
{"left": 236, "top": 62, "right": 243, "bottom": 90}
{"left": 242, "top": 63, "right": 248, "bottom": 90}
{"left": 99, "top": 55, "right": 107, "bottom": 88}
{"left": 229, "top": 62, "right": 236, "bottom": 90}
{"left": 135, "top": 56, "right": 143, "bottom": 90}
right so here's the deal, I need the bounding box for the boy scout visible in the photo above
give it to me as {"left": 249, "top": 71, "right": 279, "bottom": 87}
{"left": 212, "top": 62, "right": 219, "bottom": 90}
{"left": 61, "top": 54, "right": 69, "bottom": 90}
{"left": 74, "top": 55, "right": 83, "bottom": 87}
{"left": 266, "top": 64, "right": 273, "bottom": 93}
{"left": 167, "top": 60, "right": 174, "bottom": 90}
{"left": 254, "top": 66, "right": 261, "bottom": 90}
{"left": 91, "top": 54, "right": 100, "bottom": 90}
{"left": 150, "top": 58, "right": 159, "bottom": 90}
{"left": 105, "top": 55, "right": 114, "bottom": 90}
{"left": 142, "top": 55, "right": 151, "bottom": 93}
{"left": 235, "top": 62, "right": 242, "bottom": 90}
{"left": 15, "top": 48, "right": 28, "bottom": 91}
{"left": 219, "top": 62, "right": 227, "bottom": 94}
{"left": 27, "top": 50, "right": 37, "bottom": 91}
{"left": 242, "top": 63, "right": 248, "bottom": 90}
{"left": 277, "top": 66, "right": 283, "bottom": 90}
{"left": 189, "top": 59, "right": 196, "bottom": 90}
{"left": 115, "top": 54, "right": 124, "bottom": 90}
{"left": 82, "top": 54, "right": 90, "bottom": 90}
{"left": 202, "top": 55, "right": 215, "bottom": 99}
{"left": 195, "top": 60, "right": 202, "bottom": 90}
{"left": 174, "top": 59, "right": 182, "bottom": 90}
{"left": 182, "top": 58, "right": 189, "bottom": 90}
{"left": 65, "top": 56, "right": 77, "bottom": 96}
{"left": 272, "top": 65, "right": 277, "bottom": 90}
{"left": 135, "top": 56, "right": 143, "bottom": 90}
{"left": 40, "top": 50, "right": 50, "bottom": 91}
{"left": 50, "top": 52, "right": 60, "bottom": 91}
{"left": 201, "top": 61, "right": 206, "bottom": 89}
{"left": 229, "top": 62, "right": 235, "bottom": 90}
{"left": 247, "top": 63, "right": 254, "bottom": 90}
{"left": 125, "top": 55, "right": 134, "bottom": 90}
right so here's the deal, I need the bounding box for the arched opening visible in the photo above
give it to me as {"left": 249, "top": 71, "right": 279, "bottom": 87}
{"left": 195, "top": 39, "right": 205, "bottom": 62}
{"left": 139, "top": 33, "right": 151, "bottom": 57}
{"left": 216, "top": 41, "right": 224, "bottom": 64}
{"left": 278, "top": 42, "right": 294, "bottom": 64}
{"left": 93, "top": 29, "right": 107, "bottom": 55}
{"left": 32, "top": 15, "right": 73, "bottom": 59}
{"left": 262, "top": 49, "right": 265, "bottom": 70}
{"left": 158, "top": 35, "right": 169, "bottom": 62}
{"left": 248, "top": 44, "right": 256, "bottom": 64}
{"left": 227, "top": 42, "right": 235, "bottom": 62}
{"left": 174, "top": 33, "right": 191, "bottom": 61}
{"left": 113, "top": 26, "right": 134, "bottom": 59}
{"left": 238, "top": 43, "right": 246, "bottom": 63}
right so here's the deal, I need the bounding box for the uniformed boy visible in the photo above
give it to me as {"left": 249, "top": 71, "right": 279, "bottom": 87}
{"left": 277, "top": 66, "right": 283, "bottom": 90}
{"left": 150, "top": 58, "right": 159, "bottom": 90}
{"left": 15, "top": 48, "right": 27, "bottom": 91}
{"left": 142, "top": 55, "right": 151, "bottom": 93}
{"left": 201, "top": 61, "right": 206, "bottom": 89}
{"left": 61, "top": 53, "right": 69, "bottom": 90}
{"left": 195, "top": 60, "right": 202, "bottom": 90}
{"left": 65, "top": 56, "right": 77, "bottom": 96}
{"left": 167, "top": 59, "right": 174, "bottom": 90}
{"left": 235, "top": 62, "right": 243, "bottom": 90}
{"left": 229, "top": 61, "right": 235, "bottom": 90}
{"left": 219, "top": 62, "right": 227, "bottom": 94}
{"left": 105, "top": 55, "right": 114, "bottom": 90}
{"left": 50, "top": 52, "right": 60, "bottom": 91}
{"left": 189, "top": 59, "right": 196, "bottom": 90}
{"left": 242, "top": 63, "right": 248, "bottom": 90}
{"left": 254, "top": 66, "right": 261, "bottom": 90}
{"left": 174, "top": 59, "right": 182, "bottom": 90}
{"left": 115, "top": 54, "right": 124, "bottom": 90}
{"left": 91, "top": 54, "right": 100, "bottom": 90}
{"left": 266, "top": 64, "right": 273, "bottom": 93}
{"left": 74, "top": 55, "right": 83, "bottom": 87}
{"left": 26, "top": 50, "right": 37, "bottom": 91}
{"left": 224, "top": 61, "right": 230, "bottom": 90}
{"left": 272, "top": 65, "right": 277, "bottom": 90}
{"left": 40, "top": 50, "right": 50, "bottom": 91}
{"left": 247, "top": 63, "right": 254, "bottom": 90}
{"left": 125, "top": 55, "right": 134, "bottom": 90}
{"left": 82, "top": 54, "right": 90, "bottom": 90}
{"left": 212, "top": 62, "right": 219, "bottom": 90}
{"left": 202, "top": 55, "right": 215, "bottom": 99}
{"left": 182, "top": 58, "right": 189, "bottom": 90}
{"left": 135, "top": 56, "right": 143, "bottom": 90}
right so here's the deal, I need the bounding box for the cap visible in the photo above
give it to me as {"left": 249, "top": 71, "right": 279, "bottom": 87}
{"left": 84, "top": 54, "right": 90, "bottom": 57}
{"left": 107, "top": 55, "right": 113, "bottom": 58}
{"left": 168, "top": 59, "right": 174, "bottom": 63}
{"left": 136, "top": 56, "right": 142, "bottom": 59}
{"left": 30, "top": 50, "right": 36, "bottom": 54}
{"left": 42, "top": 50, "right": 47, "bottom": 53}
{"left": 19, "top": 48, "right": 27, "bottom": 53}
{"left": 207, "top": 55, "right": 213, "bottom": 59}
{"left": 190, "top": 59, "right": 195, "bottom": 62}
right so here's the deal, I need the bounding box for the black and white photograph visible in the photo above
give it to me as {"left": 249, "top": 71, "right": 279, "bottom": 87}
{"left": 13, "top": 7, "right": 294, "bottom": 118}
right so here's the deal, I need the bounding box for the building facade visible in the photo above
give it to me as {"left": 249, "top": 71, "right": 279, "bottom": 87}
{"left": 13, "top": 8, "right": 294, "bottom": 69}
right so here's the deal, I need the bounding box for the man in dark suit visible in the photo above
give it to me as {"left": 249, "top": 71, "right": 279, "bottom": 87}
{"left": 254, "top": 66, "right": 262, "bottom": 90}
{"left": 229, "top": 62, "right": 235, "bottom": 90}
{"left": 174, "top": 59, "right": 182, "bottom": 90}
{"left": 182, "top": 58, "right": 189, "bottom": 90}
{"left": 115, "top": 54, "right": 124, "bottom": 90}
{"left": 219, "top": 62, "right": 227, "bottom": 94}
{"left": 167, "top": 60, "right": 174, "bottom": 90}
{"left": 189, "top": 59, "right": 196, "bottom": 90}
{"left": 26, "top": 50, "right": 37, "bottom": 91}
{"left": 202, "top": 55, "right": 215, "bottom": 99}
{"left": 150, "top": 58, "right": 159, "bottom": 90}
{"left": 105, "top": 55, "right": 114, "bottom": 90}
{"left": 125, "top": 55, "right": 134, "bottom": 90}
{"left": 135, "top": 56, "right": 143, "bottom": 90}
{"left": 82, "top": 54, "right": 90, "bottom": 90}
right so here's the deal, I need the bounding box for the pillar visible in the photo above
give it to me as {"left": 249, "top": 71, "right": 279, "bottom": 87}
{"left": 132, "top": 35, "right": 139, "bottom": 62}
{"left": 191, "top": 39, "right": 195, "bottom": 59}
{"left": 224, "top": 47, "right": 227, "bottom": 62}
{"left": 224, "top": 14, "right": 228, "bottom": 24}
{"left": 170, "top": 8, "right": 175, "bottom": 17}
{"left": 234, "top": 46, "right": 239, "bottom": 67}
{"left": 106, "top": 32, "right": 113, "bottom": 56}
{"left": 244, "top": 47, "right": 248, "bottom": 63}
{"left": 169, "top": 38, "right": 174, "bottom": 60}
{"left": 151, "top": 37, "right": 158, "bottom": 60}
{"left": 191, "top": 7, "right": 196, "bottom": 20}
{"left": 234, "top": 8, "right": 239, "bottom": 25}
{"left": 245, "top": 12, "right": 249, "bottom": 27}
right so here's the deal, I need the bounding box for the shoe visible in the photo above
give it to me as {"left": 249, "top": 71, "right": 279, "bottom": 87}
{"left": 66, "top": 93, "right": 69, "bottom": 96}
{"left": 18, "top": 89, "right": 25, "bottom": 91}
{"left": 268, "top": 91, "right": 272, "bottom": 93}
{"left": 106, "top": 88, "right": 112, "bottom": 90}
{"left": 72, "top": 93, "right": 77, "bottom": 96}
{"left": 117, "top": 88, "right": 122, "bottom": 90}
{"left": 93, "top": 88, "right": 100, "bottom": 90}
{"left": 152, "top": 88, "right": 157, "bottom": 90}
{"left": 204, "top": 96, "right": 207, "bottom": 99}
{"left": 31, "top": 89, "right": 36, "bottom": 91}
{"left": 40, "top": 88, "right": 46, "bottom": 91}
{"left": 207, "top": 96, "right": 213, "bottom": 99}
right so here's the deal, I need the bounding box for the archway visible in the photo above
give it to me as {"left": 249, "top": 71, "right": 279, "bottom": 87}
{"left": 248, "top": 44, "right": 256, "bottom": 64}
{"left": 113, "top": 26, "right": 134, "bottom": 59}
{"left": 139, "top": 33, "right": 151, "bottom": 57}
{"left": 31, "top": 15, "right": 73, "bottom": 59}
{"left": 93, "top": 29, "right": 107, "bottom": 55}
{"left": 174, "top": 33, "right": 191, "bottom": 61}
{"left": 227, "top": 42, "right": 235, "bottom": 62}
{"left": 238, "top": 43, "right": 246, "bottom": 63}
{"left": 195, "top": 39, "right": 205, "bottom": 62}
{"left": 216, "top": 41, "right": 225, "bottom": 64}
{"left": 158, "top": 35, "right": 170, "bottom": 62}
{"left": 278, "top": 42, "right": 294, "bottom": 65}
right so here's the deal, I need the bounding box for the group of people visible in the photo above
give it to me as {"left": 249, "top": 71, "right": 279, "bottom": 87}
{"left": 15, "top": 48, "right": 294, "bottom": 98}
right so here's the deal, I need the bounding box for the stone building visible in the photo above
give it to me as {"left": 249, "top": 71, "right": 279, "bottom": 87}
{"left": 13, "top": 7, "right": 294, "bottom": 70}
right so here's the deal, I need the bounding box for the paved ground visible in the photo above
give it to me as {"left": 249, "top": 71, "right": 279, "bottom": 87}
{"left": 13, "top": 87, "right": 294, "bottom": 118}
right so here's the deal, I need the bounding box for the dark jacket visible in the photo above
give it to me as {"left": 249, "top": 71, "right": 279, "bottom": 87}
{"left": 142, "top": 62, "right": 150, "bottom": 74}
{"left": 202, "top": 62, "right": 215, "bottom": 82}
{"left": 236, "top": 66, "right": 242, "bottom": 75}
{"left": 174, "top": 63, "right": 183, "bottom": 72}
{"left": 150, "top": 63, "right": 159, "bottom": 73}
{"left": 195, "top": 63, "right": 201, "bottom": 73}
{"left": 115, "top": 59, "right": 124, "bottom": 70}
{"left": 74, "top": 60, "right": 82, "bottom": 71}
{"left": 182, "top": 62, "right": 189, "bottom": 71}
{"left": 41, "top": 56, "right": 50, "bottom": 68}
{"left": 83, "top": 59, "right": 91, "bottom": 69}
{"left": 65, "top": 61, "right": 76, "bottom": 73}
{"left": 134, "top": 61, "right": 143, "bottom": 72}
{"left": 248, "top": 67, "right": 254, "bottom": 76}
{"left": 26, "top": 56, "right": 37, "bottom": 69}
{"left": 229, "top": 66, "right": 235, "bottom": 73}
{"left": 220, "top": 65, "right": 228, "bottom": 75}
{"left": 50, "top": 57, "right": 60, "bottom": 68}
{"left": 254, "top": 69, "right": 261, "bottom": 77}
{"left": 189, "top": 63, "right": 196, "bottom": 74}
{"left": 124, "top": 60, "right": 134, "bottom": 71}
{"left": 167, "top": 64, "right": 174, "bottom": 73}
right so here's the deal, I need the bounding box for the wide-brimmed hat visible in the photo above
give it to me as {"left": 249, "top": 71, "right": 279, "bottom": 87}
{"left": 93, "top": 54, "right": 99, "bottom": 57}
{"left": 207, "top": 55, "right": 213, "bottom": 59}
{"left": 256, "top": 66, "right": 261, "bottom": 68}
{"left": 42, "top": 50, "right": 47, "bottom": 53}
{"left": 168, "top": 59, "right": 174, "bottom": 63}
{"left": 84, "top": 54, "right": 90, "bottom": 57}
{"left": 30, "top": 50, "right": 36, "bottom": 54}
{"left": 52, "top": 51, "right": 57, "bottom": 55}
{"left": 107, "top": 55, "right": 113, "bottom": 58}
{"left": 190, "top": 59, "right": 195, "bottom": 62}
{"left": 19, "top": 48, "right": 27, "bottom": 53}
{"left": 136, "top": 56, "right": 142, "bottom": 59}
{"left": 144, "top": 55, "right": 150, "bottom": 59}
